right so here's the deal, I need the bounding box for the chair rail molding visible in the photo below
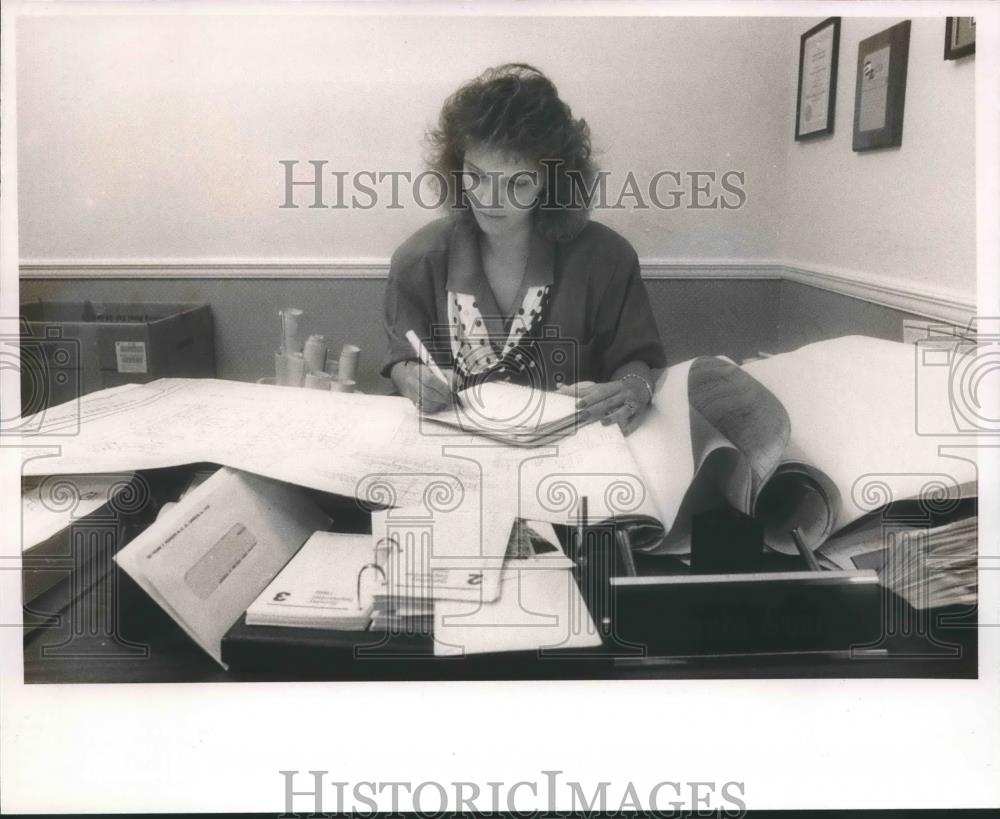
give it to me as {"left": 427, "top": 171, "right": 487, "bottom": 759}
{"left": 20, "top": 256, "right": 975, "bottom": 325}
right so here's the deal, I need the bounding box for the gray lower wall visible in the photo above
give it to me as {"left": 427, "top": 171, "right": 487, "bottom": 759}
{"left": 18, "top": 274, "right": 918, "bottom": 393}
{"left": 775, "top": 280, "right": 926, "bottom": 354}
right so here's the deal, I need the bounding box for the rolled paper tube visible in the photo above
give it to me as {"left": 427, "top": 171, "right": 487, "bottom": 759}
{"left": 304, "top": 371, "right": 332, "bottom": 390}
{"left": 338, "top": 344, "right": 361, "bottom": 383}
{"left": 330, "top": 379, "right": 356, "bottom": 394}
{"left": 285, "top": 352, "right": 306, "bottom": 387}
{"left": 274, "top": 350, "right": 289, "bottom": 386}
{"left": 304, "top": 334, "right": 327, "bottom": 374}
{"left": 256, "top": 376, "right": 276, "bottom": 386}
{"left": 280, "top": 307, "right": 304, "bottom": 354}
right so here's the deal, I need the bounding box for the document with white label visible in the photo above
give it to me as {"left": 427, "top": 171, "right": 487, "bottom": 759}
{"left": 114, "top": 467, "right": 330, "bottom": 667}
{"left": 246, "top": 532, "right": 376, "bottom": 630}
{"left": 433, "top": 561, "right": 601, "bottom": 656}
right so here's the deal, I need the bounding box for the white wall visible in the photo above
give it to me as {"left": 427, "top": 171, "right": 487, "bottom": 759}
{"left": 16, "top": 14, "right": 796, "bottom": 262}
{"left": 16, "top": 13, "right": 976, "bottom": 304}
{"left": 779, "top": 16, "right": 976, "bottom": 300}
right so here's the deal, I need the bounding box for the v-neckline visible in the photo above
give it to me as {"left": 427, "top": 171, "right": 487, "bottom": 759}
{"left": 480, "top": 233, "right": 532, "bottom": 316}
{"left": 445, "top": 216, "right": 557, "bottom": 339}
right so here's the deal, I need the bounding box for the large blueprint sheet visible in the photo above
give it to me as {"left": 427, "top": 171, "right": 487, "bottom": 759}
{"left": 20, "top": 378, "right": 654, "bottom": 527}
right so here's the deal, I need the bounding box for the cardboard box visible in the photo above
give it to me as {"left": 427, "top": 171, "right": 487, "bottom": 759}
{"left": 20, "top": 301, "right": 215, "bottom": 412}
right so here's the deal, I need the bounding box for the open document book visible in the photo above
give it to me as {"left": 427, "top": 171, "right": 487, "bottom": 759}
{"left": 624, "top": 335, "right": 977, "bottom": 554}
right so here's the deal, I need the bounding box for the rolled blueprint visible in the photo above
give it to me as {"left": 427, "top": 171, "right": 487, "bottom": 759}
{"left": 285, "top": 352, "right": 306, "bottom": 387}
{"left": 338, "top": 344, "right": 361, "bottom": 383}
{"left": 274, "top": 351, "right": 289, "bottom": 386}
{"left": 280, "top": 308, "right": 304, "bottom": 354}
{"left": 304, "top": 334, "right": 327, "bottom": 373}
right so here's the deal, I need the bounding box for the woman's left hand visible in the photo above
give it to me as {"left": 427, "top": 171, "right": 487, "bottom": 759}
{"left": 557, "top": 377, "right": 652, "bottom": 436}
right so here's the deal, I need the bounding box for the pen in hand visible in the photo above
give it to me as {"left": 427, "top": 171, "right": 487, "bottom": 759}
{"left": 405, "top": 330, "right": 462, "bottom": 409}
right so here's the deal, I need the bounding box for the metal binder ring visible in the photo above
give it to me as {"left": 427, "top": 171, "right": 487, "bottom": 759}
{"left": 356, "top": 562, "right": 388, "bottom": 609}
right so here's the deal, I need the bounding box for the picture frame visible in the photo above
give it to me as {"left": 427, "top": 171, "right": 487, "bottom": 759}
{"left": 944, "top": 17, "right": 976, "bottom": 60}
{"left": 852, "top": 20, "right": 911, "bottom": 152}
{"left": 795, "top": 17, "right": 840, "bottom": 140}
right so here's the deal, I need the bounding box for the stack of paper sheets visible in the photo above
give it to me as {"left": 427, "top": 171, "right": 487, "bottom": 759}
{"left": 422, "top": 381, "right": 589, "bottom": 446}
{"left": 818, "top": 514, "right": 977, "bottom": 610}
{"left": 245, "top": 532, "right": 376, "bottom": 630}
{"left": 370, "top": 599, "right": 434, "bottom": 633}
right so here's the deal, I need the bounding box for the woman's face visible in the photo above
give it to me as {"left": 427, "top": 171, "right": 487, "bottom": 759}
{"left": 462, "top": 144, "right": 543, "bottom": 238}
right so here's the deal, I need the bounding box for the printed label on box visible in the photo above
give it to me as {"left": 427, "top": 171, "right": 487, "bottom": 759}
{"left": 115, "top": 340, "right": 148, "bottom": 373}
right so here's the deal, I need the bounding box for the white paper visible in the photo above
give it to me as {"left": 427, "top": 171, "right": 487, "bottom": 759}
{"left": 372, "top": 495, "right": 514, "bottom": 603}
{"left": 21, "top": 378, "right": 484, "bottom": 509}
{"left": 19, "top": 377, "right": 653, "bottom": 545}
{"left": 423, "top": 381, "right": 584, "bottom": 444}
{"left": 114, "top": 467, "right": 331, "bottom": 666}
{"left": 509, "top": 418, "right": 662, "bottom": 527}
{"left": 623, "top": 360, "right": 697, "bottom": 530}
{"left": 433, "top": 563, "right": 601, "bottom": 656}
{"left": 246, "top": 532, "right": 375, "bottom": 629}
{"left": 744, "top": 336, "right": 977, "bottom": 533}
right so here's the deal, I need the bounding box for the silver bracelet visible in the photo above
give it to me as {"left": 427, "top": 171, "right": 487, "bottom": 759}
{"left": 620, "top": 372, "right": 654, "bottom": 403}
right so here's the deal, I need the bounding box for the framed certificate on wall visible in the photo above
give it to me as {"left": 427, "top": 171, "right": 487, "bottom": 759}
{"left": 795, "top": 17, "right": 840, "bottom": 140}
{"left": 852, "top": 20, "right": 911, "bottom": 151}
{"left": 944, "top": 17, "right": 976, "bottom": 60}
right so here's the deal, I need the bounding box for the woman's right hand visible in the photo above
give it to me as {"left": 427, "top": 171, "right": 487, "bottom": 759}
{"left": 390, "top": 360, "right": 455, "bottom": 413}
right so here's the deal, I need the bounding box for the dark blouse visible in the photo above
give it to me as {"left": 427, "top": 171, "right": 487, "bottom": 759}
{"left": 382, "top": 215, "right": 666, "bottom": 390}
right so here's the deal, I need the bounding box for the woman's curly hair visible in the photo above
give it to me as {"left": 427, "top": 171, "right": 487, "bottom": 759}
{"left": 426, "top": 63, "right": 596, "bottom": 242}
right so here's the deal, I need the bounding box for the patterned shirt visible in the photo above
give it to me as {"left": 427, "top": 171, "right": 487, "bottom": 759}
{"left": 382, "top": 215, "right": 666, "bottom": 391}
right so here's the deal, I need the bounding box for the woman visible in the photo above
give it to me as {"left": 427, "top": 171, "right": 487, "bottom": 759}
{"left": 382, "top": 63, "right": 665, "bottom": 435}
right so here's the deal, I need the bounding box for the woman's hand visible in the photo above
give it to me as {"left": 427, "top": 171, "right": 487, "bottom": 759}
{"left": 390, "top": 360, "right": 456, "bottom": 413}
{"left": 558, "top": 374, "right": 653, "bottom": 436}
